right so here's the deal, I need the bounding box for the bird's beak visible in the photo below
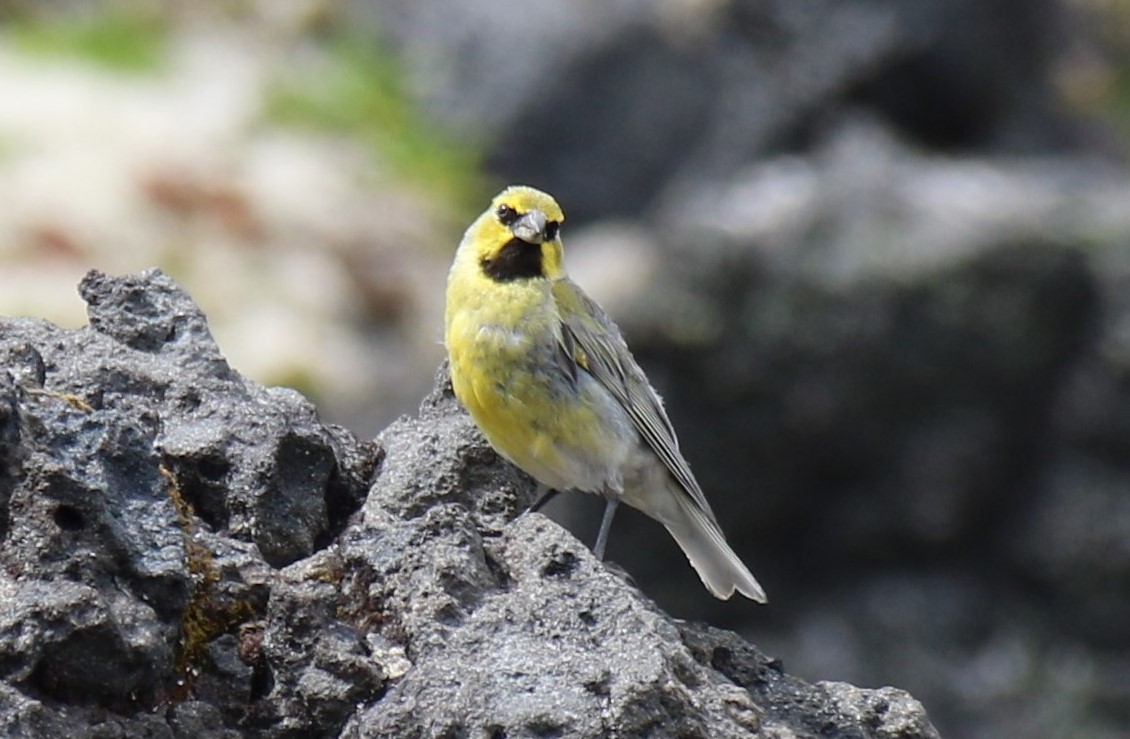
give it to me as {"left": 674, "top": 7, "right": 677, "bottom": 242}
{"left": 510, "top": 209, "right": 548, "bottom": 244}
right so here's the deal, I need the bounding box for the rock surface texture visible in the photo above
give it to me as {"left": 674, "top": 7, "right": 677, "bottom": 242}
{"left": 0, "top": 269, "right": 938, "bottom": 737}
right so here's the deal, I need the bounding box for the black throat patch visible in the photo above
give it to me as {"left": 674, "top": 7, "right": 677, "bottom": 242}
{"left": 480, "top": 238, "right": 545, "bottom": 282}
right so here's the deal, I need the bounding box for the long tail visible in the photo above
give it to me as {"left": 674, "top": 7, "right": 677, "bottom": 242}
{"left": 652, "top": 485, "right": 767, "bottom": 602}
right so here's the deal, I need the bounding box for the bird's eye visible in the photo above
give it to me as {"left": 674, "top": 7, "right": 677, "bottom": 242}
{"left": 496, "top": 204, "right": 519, "bottom": 226}
{"left": 544, "top": 221, "right": 560, "bottom": 240}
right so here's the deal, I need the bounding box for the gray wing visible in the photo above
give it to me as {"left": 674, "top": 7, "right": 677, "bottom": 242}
{"left": 554, "top": 281, "right": 719, "bottom": 521}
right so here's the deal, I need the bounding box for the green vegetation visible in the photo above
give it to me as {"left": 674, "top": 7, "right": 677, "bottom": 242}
{"left": 7, "top": 6, "right": 169, "bottom": 72}
{"left": 265, "top": 34, "right": 483, "bottom": 209}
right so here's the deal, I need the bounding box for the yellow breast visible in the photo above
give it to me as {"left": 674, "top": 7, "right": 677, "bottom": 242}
{"left": 445, "top": 274, "right": 604, "bottom": 490}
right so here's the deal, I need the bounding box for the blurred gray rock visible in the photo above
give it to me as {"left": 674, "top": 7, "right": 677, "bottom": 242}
{"left": 0, "top": 270, "right": 938, "bottom": 736}
{"left": 362, "top": 0, "right": 1097, "bottom": 220}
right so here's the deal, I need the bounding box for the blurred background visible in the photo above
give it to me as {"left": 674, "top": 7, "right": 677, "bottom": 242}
{"left": 2, "top": 0, "right": 1129, "bottom": 736}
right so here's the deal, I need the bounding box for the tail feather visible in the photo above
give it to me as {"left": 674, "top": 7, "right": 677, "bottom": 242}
{"left": 662, "top": 491, "right": 767, "bottom": 602}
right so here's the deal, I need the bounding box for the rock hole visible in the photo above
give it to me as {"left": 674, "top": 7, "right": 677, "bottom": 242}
{"left": 249, "top": 662, "right": 273, "bottom": 702}
{"left": 53, "top": 505, "right": 84, "bottom": 531}
{"left": 541, "top": 550, "right": 579, "bottom": 578}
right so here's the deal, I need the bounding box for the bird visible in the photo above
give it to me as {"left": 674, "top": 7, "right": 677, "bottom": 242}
{"left": 444, "top": 185, "right": 766, "bottom": 602}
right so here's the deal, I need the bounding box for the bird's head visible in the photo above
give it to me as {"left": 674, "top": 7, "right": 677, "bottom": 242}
{"left": 461, "top": 185, "right": 566, "bottom": 282}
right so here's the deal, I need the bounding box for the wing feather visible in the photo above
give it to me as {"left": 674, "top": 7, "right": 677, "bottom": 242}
{"left": 555, "top": 325, "right": 580, "bottom": 387}
{"left": 553, "top": 279, "right": 718, "bottom": 521}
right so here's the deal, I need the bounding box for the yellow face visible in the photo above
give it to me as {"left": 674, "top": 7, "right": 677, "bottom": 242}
{"left": 464, "top": 185, "right": 567, "bottom": 282}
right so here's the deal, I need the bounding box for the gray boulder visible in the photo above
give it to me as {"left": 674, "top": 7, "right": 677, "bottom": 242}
{"left": 0, "top": 269, "right": 938, "bottom": 736}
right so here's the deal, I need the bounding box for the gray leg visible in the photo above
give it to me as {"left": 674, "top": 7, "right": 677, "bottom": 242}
{"left": 523, "top": 484, "right": 560, "bottom": 516}
{"left": 593, "top": 498, "right": 619, "bottom": 561}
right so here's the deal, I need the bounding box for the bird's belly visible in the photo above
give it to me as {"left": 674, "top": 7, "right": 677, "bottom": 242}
{"left": 449, "top": 321, "right": 634, "bottom": 493}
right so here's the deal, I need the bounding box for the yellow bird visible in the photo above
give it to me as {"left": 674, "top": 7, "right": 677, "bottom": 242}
{"left": 444, "top": 185, "right": 766, "bottom": 602}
